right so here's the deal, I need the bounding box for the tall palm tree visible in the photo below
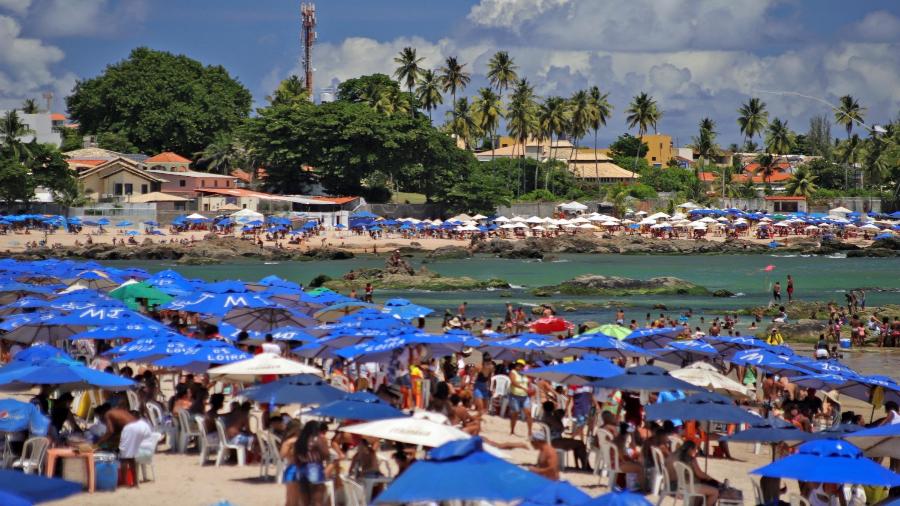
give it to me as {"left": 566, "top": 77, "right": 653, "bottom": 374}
{"left": 754, "top": 153, "right": 776, "bottom": 186}
{"left": 568, "top": 90, "right": 595, "bottom": 186}
{"left": 486, "top": 51, "right": 518, "bottom": 102}
{"left": 765, "top": 118, "right": 793, "bottom": 156}
{"left": 737, "top": 98, "right": 768, "bottom": 152}
{"left": 834, "top": 95, "right": 866, "bottom": 140}
{"left": 784, "top": 164, "right": 818, "bottom": 198}
{"left": 445, "top": 97, "right": 479, "bottom": 149}
{"left": 266, "top": 75, "right": 308, "bottom": 106}
{"left": 625, "top": 92, "right": 659, "bottom": 169}
{"left": 439, "top": 57, "right": 471, "bottom": 108}
{"left": 393, "top": 47, "right": 424, "bottom": 118}
{"left": 588, "top": 86, "right": 612, "bottom": 187}
{"left": 360, "top": 81, "right": 385, "bottom": 110}
{"left": 835, "top": 134, "right": 862, "bottom": 190}
{"left": 379, "top": 87, "right": 410, "bottom": 117}
{"left": 506, "top": 78, "right": 538, "bottom": 192}
{"left": 21, "top": 98, "right": 40, "bottom": 114}
{"left": 0, "top": 110, "right": 35, "bottom": 160}
{"left": 416, "top": 69, "right": 443, "bottom": 121}
{"left": 196, "top": 134, "right": 240, "bottom": 175}
{"left": 472, "top": 88, "right": 503, "bottom": 159}
{"left": 538, "top": 96, "right": 571, "bottom": 190}
{"left": 692, "top": 117, "right": 719, "bottom": 192}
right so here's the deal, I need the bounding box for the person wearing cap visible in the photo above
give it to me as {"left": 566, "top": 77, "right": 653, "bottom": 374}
{"left": 529, "top": 430, "right": 559, "bottom": 480}
{"left": 507, "top": 359, "right": 534, "bottom": 437}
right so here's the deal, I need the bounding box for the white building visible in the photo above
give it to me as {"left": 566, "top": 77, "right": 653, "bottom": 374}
{"left": 0, "top": 111, "right": 62, "bottom": 147}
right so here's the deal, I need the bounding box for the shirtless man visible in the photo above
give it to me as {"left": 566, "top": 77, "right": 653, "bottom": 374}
{"left": 95, "top": 404, "right": 145, "bottom": 487}
{"left": 761, "top": 374, "right": 782, "bottom": 416}
{"left": 529, "top": 431, "right": 559, "bottom": 480}
{"left": 448, "top": 394, "right": 481, "bottom": 435}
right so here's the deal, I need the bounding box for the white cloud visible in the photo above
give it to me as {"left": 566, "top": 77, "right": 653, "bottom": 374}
{"left": 847, "top": 11, "right": 900, "bottom": 43}
{"left": 0, "top": 0, "right": 30, "bottom": 15}
{"left": 32, "top": 0, "right": 147, "bottom": 37}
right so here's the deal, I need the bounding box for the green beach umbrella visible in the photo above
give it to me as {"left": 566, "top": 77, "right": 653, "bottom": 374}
{"left": 109, "top": 282, "right": 173, "bottom": 310}
{"left": 306, "top": 287, "right": 335, "bottom": 296}
{"left": 584, "top": 324, "right": 631, "bottom": 340}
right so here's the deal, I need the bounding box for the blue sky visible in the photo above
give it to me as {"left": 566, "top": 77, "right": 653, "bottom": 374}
{"left": 2, "top": 0, "right": 899, "bottom": 146}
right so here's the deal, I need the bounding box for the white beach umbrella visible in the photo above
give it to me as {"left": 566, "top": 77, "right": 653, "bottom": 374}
{"left": 698, "top": 217, "right": 717, "bottom": 224}
{"left": 639, "top": 217, "right": 656, "bottom": 225}
{"left": 471, "top": 214, "right": 487, "bottom": 220}
{"left": 532, "top": 226, "right": 545, "bottom": 231}
{"left": 671, "top": 213, "right": 687, "bottom": 220}
{"left": 525, "top": 216, "right": 545, "bottom": 224}
{"left": 635, "top": 211, "right": 648, "bottom": 216}
{"left": 679, "top": 202, "right": 699, "bottom": 209}
{"left": 493, "top": 216, "right": 510, "bottom": 223}
{"left": 670, "top": 362, "right": 752, "bottom": 398}
{"left": 499, "top": 223, "right": 517, "bottom": 229}
{"left": 647, "top": 212, "right": 670, "bottom": 221}
{"left": 578, "top": 223, "right": 597, "bottom": 230}
{"left": 759, "top": 217, "right": 773, "bottom": 222}
{"left": 861, "top": 224, "right": 881, "bottom": 231}
{"left": 571, "top": 217, "right": 590, "bottom": 224}
{"left": 207, "top": 353, "right": 321, "bottom": 382}
{"left": 804, "top": 225, "right": 819, "bottom": 231}
{"left": 621, "top": 219, "right": 635, "bottom": 225}
{"left": 510, "top": 216, "right": 526, "bottom": 223}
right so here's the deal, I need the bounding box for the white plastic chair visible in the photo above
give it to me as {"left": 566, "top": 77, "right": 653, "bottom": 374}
{"left": 489, "top": 375, "right": 510, "bottom": 416}
{"left": 12, "top": 437, "right": 49, "bottom": 475}
{"left": 267, "top": 432, "right": 285, "bottom": 483}
{"left": 342, "top": 476, "right": 367, "bottom": 506}
{"left": 146, "top": 402, "right": 176, "bottom": 452}
{"left": 789, "top": 494, "right": 810, "bottom": 506}
{"left": 590, "top": 427, "right": 614, "bottom": 477}
{"left": 126, "top": 390, "right": 141, "bottom": 412}
{"left": 673, "top": 461, "right": 706, "bottom": 506}
{"left": 258, "top": 430, "right": 284, "bottom": 480}
{"left": 598, "top": 442, "right": 621, "bottom": 489}
{"left": 194, "top": 415, "right": 217, "bottom": 466}
{"left": 176, "top": 409, "right": 201, "bottom": 453}
{"left": 135, "top": 432, "right": 163, "bottom": 482}
{"left": 214, "top": 418, "right": 247, "bottom": 467}
{"left": 652, "top": 447, "right": 677, "bottom": 505}
{"left": 751, "top": 478, "right": 764, "bottom": 506}
{"left": 329, "top": 375, "right": 353, "bottom": 392}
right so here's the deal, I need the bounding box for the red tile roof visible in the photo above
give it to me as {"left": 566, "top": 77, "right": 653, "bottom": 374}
{"left": 146, "top": 152, "right": 191, "bottom": 163}
{"left": 698, "top": 172, "right": 792, "bottom": 184}
{"left": 50, "top": 113, "right": 66, "bottom": 121}
{"left": 311, "top": 196, "right": 357, "bottom": 205}
{"left": 764, "top": 196, "right": 806, "bottom": 201}
{"left": 744, "top": 162, "right": 791, "bottom": 173}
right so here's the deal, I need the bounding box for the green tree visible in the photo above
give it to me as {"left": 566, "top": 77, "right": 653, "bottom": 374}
{"left": 393, "top": 47, "right": 424, "bottom": 117}
{"left": 806, "top": 115, "right": 833, "bottom": 158}
{"left": 96, "top": 130, "right": 139, "bottom": 153}
{"left": 266, "top": 75, "right": 308, "bottom": 107}
{"left": 196, "top": 133, "right": 242, "bottom": 174}
{"left": 415, "top": 69, "right": 443, "bottom": 121}
{"left": 0, "top": 110, "right": 35, "bottom": 160}
{"left": 66, "top": 47, "right": 252, "bottom": 156}
{"left": 588, "top": 86, "right": 612, "bottom": 190}
{"left": 440, "top": 56, "right": 471, "bottom": 107}
{"left": 445, "top": 160, "right": 512, "bottom": 214}
{"left": 626, "top": 92, "right": 659, "bottom": 169}
{"left": 59, "top": 128, "right": 83, "bottom": 152}
{"left": 765, "top": 118, "right": 793, "bottom": 155}
{"left": 0, "top": 156, "right": 34, "bottom": 208}
{"left": 737, "top": 97, "right": 768, "bottom": 152}
{"left": 692, "top": 117, "right": 718, "bottom": 170}
{"left": 609, "top": 134, "right": 648, "bottom": 159}
{"left": 784, "top": 163, "right": 818, "bottom": 197}
{"left": 337, "top": 74, "right": 399, "bottom": 103}
{"left": 506, "top": 78, "right": 538, "bottom": 191}
{"left": 486, "top": 51, "right": 518, "bottom": 102}
{"left": 538, "top": 96, "right": 571, "bottom": 190}
{"left": 754, "top": 153, "right": 776, "bottom": 186}
{"left": 21, "top": 98, "right": 40, "bottom": 114}
{"left": 472, "top": 88, "right": 503, "bottom": 158}
{"left": 445, "top": 97, "right": 480, "bottom": 149}
{"left": 834, "top": 134, "right": 862, "bottom": 190}
{"left": 834, "top": 95, "right": 866, "bottom": 141}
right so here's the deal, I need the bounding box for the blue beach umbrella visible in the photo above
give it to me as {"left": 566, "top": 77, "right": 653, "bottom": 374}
{"left": 526, "top": 355, "right": 624, "bottom": 384}
{"left": 242, "top": 374, "right": 345, "bottom": 405}
{"left": 579, "top": 490, "right": 653, "bottom": 506}
{"left": 753, "top": 439, "right": 900, "bottom": 486}
{"left": 161, "top": 292, "right": 274, "bottom": 316}
{"left": 0, "top": 398, "right": 50, "bottom": 435}
{"left": 383, "top": 300, "right": 434, "bottom": 320}
{"left": 374, "top": 436, "right": 553, "bottom": 504}
{"left": 0, "top": 312, "right": 87, "bottom": 344}
{"left": 0, "top": 357, "right": 134, "bottom": 390}
{"left": 153, "top": 342, "right": 250, "bottom": 372}
{"left": 625, "top": 327, "right": 682, "bottom": 348}
{"left": 313, "top": 301, "right": 379, "bottom": 322}
{"left": 51, "top": 306, "right": 152, "bottom": 326}
{"left": 96, "top": 218, "right": 110, "bottom": 226}
{"left": 558, "top": 334, "right": 655, "bottom": 360}
{"left": 729, "top": 349, "right": 811, "bottom": 377}
{"left": 645, "top": 391, "right": 760, "bottom": 425}
{"left": 0, "top": 469, "right": 82, "bottom": 505}
{"left": 652, "top": 339, "right": 717, "bottom": 366}
{"left": 217, "top": 306, "right": 317, "bottom": 332}
{"left": 13, "top": 343, "right": 72, "bottom": 362}
{"left": 591, "top": 365, "right": 704, "bottom": 393}
{"left": 108, "top": 334, "right": 199, "bottom": 363}
{"left": 68, "top": 322, "right": 167, "bottom": 340}
{"left": 518, "top": 480, "right": 591, "bottom": 506}
{"left": 725, "top": 416, "right": 816, "bottom": 444}
{"left": 306, "top": 391, "right": 406, "bottom": 421}
{"left": 115, "top": 220, "right": 133, "bottom": 227}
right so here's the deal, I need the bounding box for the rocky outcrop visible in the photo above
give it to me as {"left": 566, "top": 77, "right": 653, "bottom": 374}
{"left": 712, "top": 289, "right": 736, "bottom": 297}
{"left": 426, "top": 245, "right": 471, "bottom": 260}
{"left": 473, "top": 235, "right": 773, "bottom": 256}
{"left": 767, "top": 319, "right": 828, "bottom": 340}
{"left": 533, "top": 275, "right": 709, "bottom": 296}
{"left": 325, "top": 255, "right": 509, "bottom": 291}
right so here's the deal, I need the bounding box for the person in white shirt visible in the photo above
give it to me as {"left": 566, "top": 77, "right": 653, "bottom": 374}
{"left": 260, "top": 334, "right": 282, "bottom": 355}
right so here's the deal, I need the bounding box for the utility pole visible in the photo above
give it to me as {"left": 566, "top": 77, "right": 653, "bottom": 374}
{"left": 301, "top": 3, "right": 317, "bottom": 98}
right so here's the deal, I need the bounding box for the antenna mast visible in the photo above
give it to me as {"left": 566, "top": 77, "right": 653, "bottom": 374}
{"left": 301, "top": 3, "right": 317, "bottom": 97}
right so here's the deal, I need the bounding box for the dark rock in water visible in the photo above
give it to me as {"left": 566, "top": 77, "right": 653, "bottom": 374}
{"left": 309, "top": 274, "right": 332, "bottom": 288}
{"left": 847, "top": 248, "right": 900, "bottom": 258}
{"left": 653, "top": 303, "right": 668, "bottom": 310}
{"left": 871, "top": 236, "right": 900, "bottom": 250}
{"left": 302, "top": 248, "right": 355, "bottom": 260}
{"left": 767, "top": 319, "right": 828, "bottom": 340}
{"left": 712, "top": 289, "right": 736, "bottom": 297}
{"left": 427, "top": 245, "right": 471, "bottom": 260}
{"left": 328, "top": 252, "right": 510, "bottom": 291}
{"left": 177, "top": 255, "right": 221, "bottom": 265}
{"left": 533, "top": 275, "right": 710, "bottom": 296}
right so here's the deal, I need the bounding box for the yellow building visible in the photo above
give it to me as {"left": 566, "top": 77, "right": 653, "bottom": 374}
{"left": 641, "top": 134, "right": 674, "bottom": 167}
{"left": 78, "top": 157, "right": 166, "bottom": 201}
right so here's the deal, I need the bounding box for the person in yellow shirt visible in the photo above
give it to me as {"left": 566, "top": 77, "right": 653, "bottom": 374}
{"left": 508, "top": 360, "right": 533, "bottom": 437}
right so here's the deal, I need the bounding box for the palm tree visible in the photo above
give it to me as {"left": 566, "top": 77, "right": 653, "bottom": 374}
{"left": 439, "top": 57, "right": 471, "bottom": 107}
{"left": 416, "top": 69, "right": 443, "bottom": 121}
{"left": 379, "top": 87, "right": 410, "bottom": 117}
{"left": 360, "top": 81, "right": 385, "bottom": 110}
{"left": 472, "top": 88, "right": 503, "bottom": 159}
{"left": 588, "top": 86, "right": 612, "bottom": 188}
{"left": 692, "top": 118, "right": 718, "bottom": 165}
{"left": 393, "top": 47, "right": 424, "bottom": 118}
{"left": 765, "top": 118, "right": 793, "bottom": 156}
{"left": 834, "top": 95, "right": 866, "bottom": 140}
{"left": 626, "top": 92, "right": 659, "bottom": 169}
{"left": 266, "top": 75, "right": 308, "bottom": 106}
{"left": 486, "top": 51, "right": 518, "bottom": 102}
{"left": 568, "top": 90, "right": 595, "bottom": 187}
{"left": 0, "top": 110, "right": 35, "bottom": 160}
{"left": 834, "top": 95, "right": 866, "bottom": 189}
{"left": 754, "top": 153, "right": 776, "bottom": 186}
{"left": 196, "top": 134, "right": 240, "bottom": 174}
{"left": 784, "top": 164, "right": 818, "bottom": 197}
{"left": 538, "top": 96, "right": 571, "bottom": 190}
{"left": 21, "top": 98, "right": 40, "bottom": 114}
{"left": 737, "top": 98, "right": 768, "bottom": 152}
{"left": 506, "top": 78, "right": 538, "bottom": 191}
{"left": 835, "top": 134, "right": 862, "bottom": 190}
{"left": 445, "top": 97, "right": 479, "bottom": 149}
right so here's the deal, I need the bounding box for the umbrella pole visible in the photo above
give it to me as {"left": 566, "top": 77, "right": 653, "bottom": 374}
{"left": 705, "top": 420, "right": 710, "bottom": 473}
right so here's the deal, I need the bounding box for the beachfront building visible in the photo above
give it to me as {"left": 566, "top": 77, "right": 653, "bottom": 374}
{"left": 78, "top": 157, "right": 167, "bottom": 202}
{"left": 641, "top": 134, "right": 674, "bottom": 168}
{"left": 0, "top": 110, "right": 62, "bottom": 147}
{"left": 764, "top": 195, "right": 808, "bottom": 214}
{"left": 566, "top": 151, "right": 640, "bottom": 184}
{"left": 64, "top": 147, "right": 148, "bottom": 173}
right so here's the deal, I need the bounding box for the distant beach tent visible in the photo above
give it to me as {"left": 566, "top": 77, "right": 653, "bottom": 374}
{"left": 230, "top": 208, "right": 264, "bottom": 224}
{"left": 559, "top": 201, "right": 588, "bottom": 212}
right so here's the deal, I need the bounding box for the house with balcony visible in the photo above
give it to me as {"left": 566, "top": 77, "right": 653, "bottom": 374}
{"left": 78, "top": 157, "right": 167, "bottom": 201}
